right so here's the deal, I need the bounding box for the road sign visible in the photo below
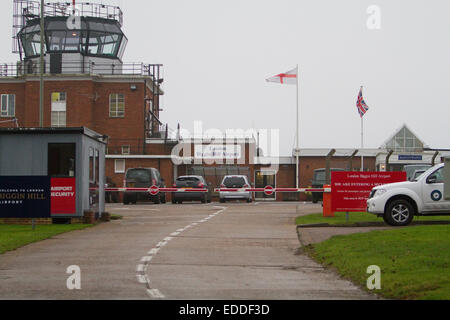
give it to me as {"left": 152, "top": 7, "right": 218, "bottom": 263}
{"left": 149, "top": 185, "right": 159, "bottom": 196}
{"left": 264, "top": 185, "right": 275, "bottom": 196}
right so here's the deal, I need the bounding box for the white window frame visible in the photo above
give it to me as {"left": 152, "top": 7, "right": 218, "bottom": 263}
{"left": 1, "top": 94, "right": 15, "bottom": 117}
{"left": 115, "top": 159, "right": 125, "bottom": 173}
{"left": 51, "top": 92, "right": 67, "bottom": 127}
{"left": 109, "top": 93, "right": 125, "bottom": 118}
{"left": 121, "top": 145, "right": 130, "bottom": 155}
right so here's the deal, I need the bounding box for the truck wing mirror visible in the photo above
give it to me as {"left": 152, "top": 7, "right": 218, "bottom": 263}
{"left": 427, "top": 175, "right": 437, "bottom": 184}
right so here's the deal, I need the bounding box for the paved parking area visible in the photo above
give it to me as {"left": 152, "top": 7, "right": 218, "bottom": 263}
{"left": 0, "top": 201, "right": 376, "bottom": 300}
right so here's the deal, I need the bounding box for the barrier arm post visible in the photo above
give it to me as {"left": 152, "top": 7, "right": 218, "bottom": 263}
{"left": 322, "top": 184, "right": 334, "bottom": 217}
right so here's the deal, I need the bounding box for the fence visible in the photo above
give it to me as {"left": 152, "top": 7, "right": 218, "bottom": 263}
{"left": 0, "top": 61, "right": 159, "bottom": 78}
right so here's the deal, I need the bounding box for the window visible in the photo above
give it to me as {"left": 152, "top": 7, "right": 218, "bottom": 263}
{"left": 428, "top": 168, "right": 444, "bottom": 184}
{"left": 89, "top": 147, "right": 95, "bottom": 183}
{"left": 110, "top": 94, "right": 125, "bottom": 118}
{"left": 121, "top": 145, "right": 130, "bottom": 155}
{"left": 51, "top": 92, "right": 66, "bottom": 127}
{"left": 48, "top": 143, "right": 76, "bottom": 178}
{"left": 1, "top": 94, "right": 15, "bottom": 117}
{"left": 115, "top": 159, "right": 125, "bottom": 173}
{"left": 95, "top": 149, "right": 100, "bottom": 183}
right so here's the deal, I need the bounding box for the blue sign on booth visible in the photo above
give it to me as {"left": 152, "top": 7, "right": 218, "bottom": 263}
{"left": 398, "top": 155, "right": 423, "bottom": 161}
{"left": 0, "top": 176, "right": 51, "bottom": 218}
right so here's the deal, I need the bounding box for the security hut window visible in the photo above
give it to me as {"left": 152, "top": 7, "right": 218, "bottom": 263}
{"left": 48, "top": 143, "right": 76, "bottom": 177}
{"left": 1, "top": 94, "right": 15, "bottom": 117}
{"left": 95, "top": 149, "right": 100, "bottom": 183}
{"left": 109, "top": 94, "right": 125, "bottom": 118}
{"left": 115, "top": 159, "right": 125, "bottom": 173}
{"left": 51, "top": 92, "right": 67, "bottom": 127}
{"left": 89, "top": 147, "right": 95, "bottom": 183}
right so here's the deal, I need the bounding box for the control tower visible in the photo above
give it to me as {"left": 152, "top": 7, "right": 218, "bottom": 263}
{"left": 13, "top": 0, "right": 128, "bottom": 74}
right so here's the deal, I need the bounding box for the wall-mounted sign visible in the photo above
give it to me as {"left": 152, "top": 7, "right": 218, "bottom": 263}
{"left": 194, "top": 145, "right": 242, "bottom": 159}
{"left": 51, "top": 178, "right": 76, "bottom": 215}
{"left": 331, "top": 172, "right": 407, "bottom": 212}
{"left": 398, "top": 155, "right": 423, "bottom": 161}
{"left": 0, "top": 176, "right": 51, "bottom": 218}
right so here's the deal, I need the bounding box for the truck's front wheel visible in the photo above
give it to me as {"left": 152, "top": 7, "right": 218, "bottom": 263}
{"left": 385, "top": 199, "right": 414, "bottom": 226}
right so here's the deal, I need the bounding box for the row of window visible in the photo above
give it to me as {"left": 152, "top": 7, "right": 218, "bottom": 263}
{"left": 0, "top": 93, "right": 127, "bottom": 124}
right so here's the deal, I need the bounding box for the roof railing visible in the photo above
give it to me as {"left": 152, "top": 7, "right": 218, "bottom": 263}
{"left": 0, "top": 61, "right": 159, "bottom": 77}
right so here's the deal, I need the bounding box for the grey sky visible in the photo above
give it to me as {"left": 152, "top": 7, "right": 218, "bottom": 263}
{"left": 1, "top": 0, "right": 449, "bottom": 155}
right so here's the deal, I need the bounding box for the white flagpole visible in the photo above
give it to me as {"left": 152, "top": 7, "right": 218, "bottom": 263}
{"left": 361, "top": 116, "right": 364, "bottom": 172}
{"left": 360, "top": 86, "right": 364, "bottom": 172}
{"left": 296, "top": 65, "right": 299, "bottom": 189}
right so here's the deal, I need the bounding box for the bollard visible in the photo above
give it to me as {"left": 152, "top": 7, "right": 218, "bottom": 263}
{"left": 322, "top": 184, "right": 334, "bottom": 217}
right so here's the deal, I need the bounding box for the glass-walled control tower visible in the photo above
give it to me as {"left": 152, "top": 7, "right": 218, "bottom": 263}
{"left": 13, "top": 1, "right": 128, "bottom": 75}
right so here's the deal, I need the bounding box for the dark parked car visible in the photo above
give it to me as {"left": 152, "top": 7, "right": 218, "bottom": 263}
{"left": 311, "top": 168, "right": 345, "bottom": 203}
{"left": 123, "top": 168, "right": 166, "bottom": 204}
{"left": 172, "top": 175, "right": 212, "bottom": 204}
{"left": 105, "top": 177, "right": 119, "bottom": 203}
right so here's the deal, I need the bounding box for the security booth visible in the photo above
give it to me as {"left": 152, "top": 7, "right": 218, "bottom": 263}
{"left": 0, "top": 127, "right": 107, "bottom": 223}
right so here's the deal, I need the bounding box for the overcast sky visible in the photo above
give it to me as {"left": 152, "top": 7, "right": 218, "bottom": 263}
{"left": 1, "top": 0, "right": 449, "bottom": 155}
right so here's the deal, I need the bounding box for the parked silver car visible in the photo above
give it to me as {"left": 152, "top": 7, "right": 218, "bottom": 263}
{"left": 219, "top": 175, "right": 252, "bottom": 203}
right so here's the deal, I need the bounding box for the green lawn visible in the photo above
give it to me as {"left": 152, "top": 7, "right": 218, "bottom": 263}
{"left": 296, "top": 211, "right": 450, "bottom": 226}
{"left": 305, "top": 225, "right": 450, "bottom": 300}
{"left": 0, "top": 224, "right": 92, "bottom": 254}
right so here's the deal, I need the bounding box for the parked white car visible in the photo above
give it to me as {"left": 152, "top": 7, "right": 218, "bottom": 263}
{"left": 367, "top": 163, "right": 450, "bottom": 226}
{"left": 219, "top": 175, "right": 252, "bottom": 203}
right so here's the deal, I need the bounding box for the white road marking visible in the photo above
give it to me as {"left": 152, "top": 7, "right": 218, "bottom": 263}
{"left": 147, "top": 289, "right": 165, "bottom": 299}
{"left": 137, "top": 275, "right": 147, "bottom": 284}
{"left": 137, "top": 205, "right": 227, "bottom": 299}
{"left": 141, "top": 256, "right": 153, "bottom": 262}
{"left": 156, "top": 241, "right": 167, "bottom": 247}
{"left": 136, "top": 264, "right": 145, "bottom": 272}
{"left": 148, "top": 248, "right": 160, "bottom": 255}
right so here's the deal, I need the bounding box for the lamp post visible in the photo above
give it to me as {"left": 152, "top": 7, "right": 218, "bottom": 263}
{"left": 39, "top": 0, "right": 44, "bottom": 127}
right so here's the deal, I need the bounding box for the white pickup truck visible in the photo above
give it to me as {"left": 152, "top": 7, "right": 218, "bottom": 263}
{"left": 367, "top": 163, "right": 450, "bottom": 226}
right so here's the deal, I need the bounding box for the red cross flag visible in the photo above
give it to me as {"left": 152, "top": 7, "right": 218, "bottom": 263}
{"left": 266, "top": 68, "right": 297, "bottom": 85}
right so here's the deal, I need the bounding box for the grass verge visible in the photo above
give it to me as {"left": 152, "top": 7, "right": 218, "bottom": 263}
{"left": 304, "top": 225, "right": 450, "bottom": 299}
{"left": 296, "top": 211, "right": 450, "bottom": 226}
{"left": 0, "top": 224, "right": 92, "bottom": 254}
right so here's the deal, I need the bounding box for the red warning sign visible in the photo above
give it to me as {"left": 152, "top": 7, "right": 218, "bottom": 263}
{"left": 331, "top": 172, "right": 406, "bottom": 212}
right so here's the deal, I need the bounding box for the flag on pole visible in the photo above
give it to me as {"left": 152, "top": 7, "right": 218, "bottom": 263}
{"left": 266, "top": 68, "right": 297, "bottom": 85}
{"left": 356, "top": 87, "right": 369, "bottom": 117}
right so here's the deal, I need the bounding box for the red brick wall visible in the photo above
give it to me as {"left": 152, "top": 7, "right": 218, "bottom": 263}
{"left": 0, "top": 78, "right": 156, "bottom": 153}
{"left": 0, "top": 82, "right": 25, "bottom": 127}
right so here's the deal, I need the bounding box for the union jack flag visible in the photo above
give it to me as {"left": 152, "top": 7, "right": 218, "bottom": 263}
{"left": 356, "top": 87, "right": 369, "bottom": 118}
